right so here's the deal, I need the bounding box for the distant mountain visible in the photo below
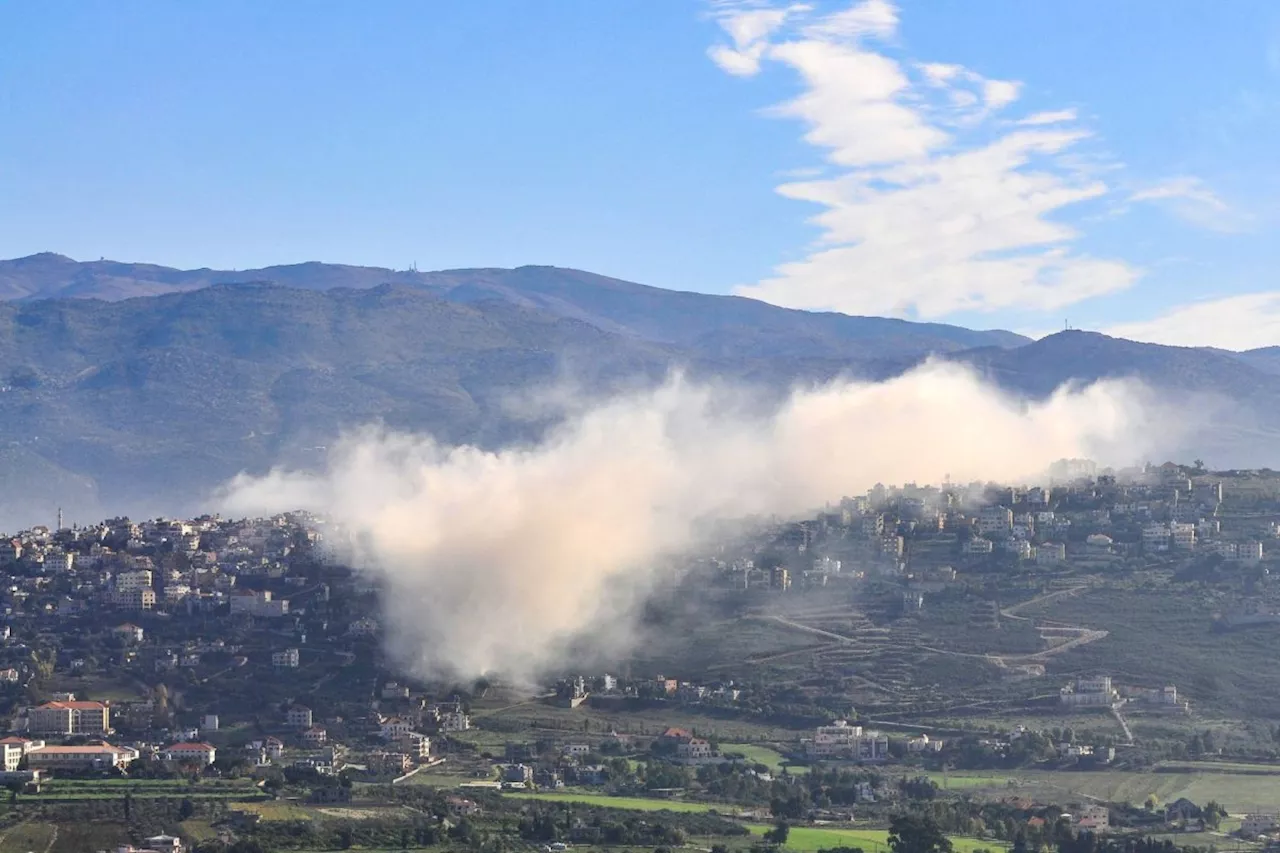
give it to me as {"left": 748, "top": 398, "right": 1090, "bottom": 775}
{"left": 0, "top": 254, "right": 1026, "bottom": 360}
{"left": 0, "top": 255, "right": 1275, "bottom": 531}
{"left": 1223, "top": 346, "right": 1280, "bottom": 376}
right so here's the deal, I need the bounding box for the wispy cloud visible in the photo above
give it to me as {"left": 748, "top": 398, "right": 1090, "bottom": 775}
{"left": 708, "top": 0, "right": 1140, "bottom": 319}
{"left": 1103, "top": 292, "right": 1280, "bottom": 350}
{"left": 1130, "top": 176, "right": 1246, "bottom": 233}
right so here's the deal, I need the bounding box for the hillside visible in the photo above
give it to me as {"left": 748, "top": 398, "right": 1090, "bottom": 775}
{"left": 0, "top": 258, "right": 1277, "bottom": 530}
{"left": 0, "top": 254, "right": 1025, "bottom": 360}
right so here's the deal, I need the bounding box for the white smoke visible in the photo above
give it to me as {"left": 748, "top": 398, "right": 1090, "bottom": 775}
{"left": 218, "top": 362, "right": 1174, "bottom": 683}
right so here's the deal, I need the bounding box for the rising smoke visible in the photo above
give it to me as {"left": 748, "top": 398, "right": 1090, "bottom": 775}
{"left": 218, "top": 361, "right": 1177, "bottom": 684}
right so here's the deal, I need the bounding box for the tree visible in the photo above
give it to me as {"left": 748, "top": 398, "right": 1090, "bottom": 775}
{"left": 1204, "top": 801, "right": 1226, "bottom": 830}
{"left": 889, "top": 814, "right": 954, "bottom": 853}
{"left": 764, "top": 822, "right": 791, "bottom": 846}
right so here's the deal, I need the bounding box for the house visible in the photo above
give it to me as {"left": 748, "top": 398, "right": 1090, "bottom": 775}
{"left": 0, "top": 736, "right": 43, "bottom": 771}
{"left": 1059, "top": 675, "right": 1119, "bottom": 708}
{"left": 907, "top": 734, "right": 944, "bottom": 753}
{"left": 263, "top": 736, "right": 285, "bottom": 760}
{"left": 1241, "top": 814, "right": 1278, "bottom": 838}
{"left": 502, "top": 764, "right": 534, "bottom": 784}
{"left": 395, "top": 732, "right": 431, "bottom": 759}
{"left": 1076, "top": 805, "right": 1110, "bottom": 831}
{"left": 562, "top": 743, "right": 592, "bottom": 758}
{"left": 380, "top": 717, "right": 413, "bottom": 740}
{"left": 1165, "top": 798, "right": 1203, "bottom": 825}
{"left": 143, "top": 836, "right": 183, "bottom": 853}
{"left": 439, "top": 709, "right": 470, "bottom": 732}
{"left": 26, "top": 742, "right": 137, "bottom": 770}
{"left": 115, "top": 623, "right": 145, "bottom": 643}
{"left": 286, "top": 706, "right": 313, "bottom": 729}
{"left": 446, "top": 795, "right": 481, "bottom": 817}
{"left": 367, "top": 751, "right": 413, "bottom": 775}
{"left": 230, "top": 588, "right": 289, "bottom": 618}
{"left": 162, "top": 742, "right": 217, "bottom": 766}
{"left": 303, "top": 727, "right": 328, "bottom": 747}
{"left": 28, "top": 700, "right": 110, "bottom": 735}
{"left": 380, "top": 682, "right": 410, "bottom": 700}
{"left": 272, "top": 648, "right": 299, "bottom": 669}
{"left": 804, "top": 719, "right": 890, "bottom": 761}
{"left": 675, "top": 737, "right": 713, "bottom": 761}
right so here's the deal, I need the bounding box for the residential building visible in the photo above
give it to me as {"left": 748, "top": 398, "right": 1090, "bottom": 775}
{"left": 28, "top": 700, "right": 110, "bottom": 735}
{"left": 1036, "top": 542, "right": 1066, "bottom": 564}
{"left": 1241, "top": 815, "right": 1278, "bottom": 838}
{"left": 115, "top": 623, "right": 145, "bottom": 643}
{"left": 1076, "top": 805, "right": 1110, "bottom": 831}
{"left": 117, "top": 589, "right": 156, "bottom": 611}
{"left": 114, "top": 570, "right": 153, "bottom": 593}
{"left": 230, "top": 589, "right": 289, "bottom": 618}
{"left": 380, "top": 718, "right": 413, "bottom": 740}
{"left": 964, "top": 537, "right": 994, "bottom": 555}
{"left": 1059, "top": 675, "right": 1119, "bottom": 708}
{"left": 303, "top": 727, "right": 328, "bottom": 746}
{"left": 26, "top": 743, "right": 137, "bottom": 771}
{"left": 161, "top": 742, "right": 217, "bottom": 766}
{"left": 676, "top": 738, "right": 713, "bottom": 761}
{"left": 977, "top": 506, "right": 1013, "bottom": 535}
{"left": 272, "top": 648, "right": 300, "bottom": 669}
{"left": 439, "top": 710, "right": 470, "bottom": 732}
{"left": 805, "top": 720, "right": 889, "bottom": 761}
{"left": 286, "top": 706, "right": 313, "bottom": 729}
{"left": 1170, "top": 522, "right": 1197, "bottom": 550}
{"left": 0, "top": 736, "right": 42, "bottom": 771}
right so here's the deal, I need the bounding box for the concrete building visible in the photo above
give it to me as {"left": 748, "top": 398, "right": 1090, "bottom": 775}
{"left": 26, "top": 743, "right": 137, "bottom": 771}
{"left": 272, "top": 648, "right": 300, "bottom": 669}
{"left": 161, "top": 742, "right": 217, "bottom": 766}
{"left": 286, "top": 706, "right": 313, "bottom": 729}
{"left": 1059, "top": 675, "right": 1119, "bottom": 708}
{"left": 977, "top": 506, "right": 1014, "bottom": 535}
{"left": 0, "top": 736, "right": 43, "bottom": 771}
{"left": 805, "top": 720, "right": 889, "bottom": 761}
{"left": 28, "top": 700, "right": 110, "bottom": 735}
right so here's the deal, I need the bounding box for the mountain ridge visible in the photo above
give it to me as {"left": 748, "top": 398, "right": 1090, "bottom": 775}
{"left": 0, "top": 255, "right": 1276, "bottom": 531}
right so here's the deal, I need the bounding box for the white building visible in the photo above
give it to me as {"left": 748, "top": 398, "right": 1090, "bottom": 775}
{"left": 230, "top": 589, "right": 290, "bottom": 618}
{"left": 977, "top": 506, "right": 1014, "bottom": 535}
{"left": 964, "top": 537, "right": 994, "bottom": 555}
{"left": 1170, "top": 522, "right": 1197, "bottom": 550}
{"left": 114, "top": 570, "right": 153, "bottom": 593}
{"left": 272, "top": 648, "right": 300, "bottom": 669}
{"left": 805, "top": 720, "right": 889, "bottom": 761}
{"left": 1241, "top": 815, "right": 1278, "bottom": 838}
{"left": 1060, "top": 675, "right": 1120, "bottom": 708}
{"left": 1036, "top": 542, "right": 1066, "bottom": 564}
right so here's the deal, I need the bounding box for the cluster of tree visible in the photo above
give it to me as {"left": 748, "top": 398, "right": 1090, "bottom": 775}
{"left": 232, "top": 817, "right": 443, "bottom": 850}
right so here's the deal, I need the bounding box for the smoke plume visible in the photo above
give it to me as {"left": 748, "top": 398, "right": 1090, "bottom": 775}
{"left": 218, "top": 362, "right": 1171, "bottom": 683}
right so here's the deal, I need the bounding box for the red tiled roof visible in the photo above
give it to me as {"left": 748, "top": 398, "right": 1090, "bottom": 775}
{"left": 37, "top": 701, "right": 107, "bottom": 711}
{"left": 166, "top": 742, "right": 215, "bottom": 751}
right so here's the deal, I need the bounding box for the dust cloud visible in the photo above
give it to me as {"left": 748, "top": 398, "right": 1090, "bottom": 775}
{"left": 217, "top": 361, "right": 1175, "bottom": 683}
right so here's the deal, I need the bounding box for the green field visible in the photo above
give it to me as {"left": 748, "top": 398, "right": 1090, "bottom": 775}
{"left": 913, "top": 769, "right": 1280, "bottom": 812}
{"left": 726, "top": 743, "right": 810, "bottom": 775}
{"left": 503, "top": 791, "right": 736, "bottom": 813}
{"left": 0, "top": 823, "right": 57, "bottom": 853}
{"left": 746, "top": 825, "right": 1007, "bottom": 853}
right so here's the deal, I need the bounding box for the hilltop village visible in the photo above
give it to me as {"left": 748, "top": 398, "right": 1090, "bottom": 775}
{"left": 4, "top": 461, "right": 1280, "bottom": 850}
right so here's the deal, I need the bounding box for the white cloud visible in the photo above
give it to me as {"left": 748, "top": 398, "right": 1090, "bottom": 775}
{"left": 1018, "top": 109, "right": 1078, "bottom": 126}
{"left": 1130, "top": 176, "right": 1243, "bottom": 233}
{"left": 707, "top": 3, "right": 806, "bottom": 76}
{"left": 708, "top": 0, "right": 1141, "bottom": 318}
{"left": 1102, "top": 292, "right": 1280, "bottom": 350}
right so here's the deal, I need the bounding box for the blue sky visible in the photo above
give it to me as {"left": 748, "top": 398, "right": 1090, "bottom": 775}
{"left": 2, "top": 1, "right": 1278, "bottom": 347}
